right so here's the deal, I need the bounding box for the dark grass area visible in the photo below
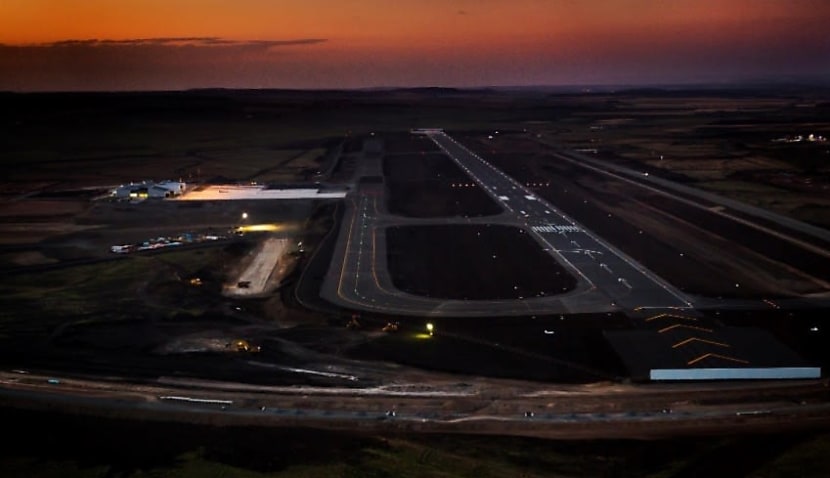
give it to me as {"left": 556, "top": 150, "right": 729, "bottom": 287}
{"left": 350, "top": 313, "right": 630, "bottom": 383}
{"left": 0, "top": 326, "right": 347, "bottom": 387}
{"left": 382, "top": 132, "right": 440, "bottom": 153}
{"left": 3, "top": 407, "right": 830, "bottom": 477}
{"left": 0, "top": 407, "right": 378, "bottom": 475}
{"left": 383, "top": 153, "right": 470, "bottom": 182}
{"left": 386, "top": 224, "right": 577, "bottom": 300}
{"left": 385, "top": 182, "right": 502, "bottom": 217}
{"left": 383, "top": 153, "right": 502, "bottom": 217}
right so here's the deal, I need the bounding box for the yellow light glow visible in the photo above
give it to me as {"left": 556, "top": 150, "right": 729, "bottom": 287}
{"left": 414, "top": 333, "right": 432, "bottom": 340}
{"left": 236, "top": 224, "right": 280, "bottom": 233}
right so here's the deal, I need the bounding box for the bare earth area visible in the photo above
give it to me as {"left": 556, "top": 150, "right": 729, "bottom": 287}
{"left": 224, "top": 237, "right": 291, "bottom": 297}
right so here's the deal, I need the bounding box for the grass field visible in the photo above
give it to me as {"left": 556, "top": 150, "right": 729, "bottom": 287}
{"left": 0, "top": 248, "right": 225, "bottom": 329}
{"left": 3, "top": 406, "right": 830, "bottom": 478}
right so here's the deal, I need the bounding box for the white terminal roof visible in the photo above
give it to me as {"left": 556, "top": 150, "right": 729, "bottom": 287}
{"left": 176, "top": 185, "right": 347, "bottom": 201}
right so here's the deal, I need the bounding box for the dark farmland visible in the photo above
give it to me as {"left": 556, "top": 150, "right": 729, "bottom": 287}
{"left": 8, "top": 407, "right": 830, "bottom": 477}
{"left": 386, "top": 224, "right": 577, "bottom": 300}
{"left": 383, "top": 153, "right": 503, "bottom": 217}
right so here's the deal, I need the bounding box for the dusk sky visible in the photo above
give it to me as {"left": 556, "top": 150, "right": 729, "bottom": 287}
{"left": 1, "top": 0, "right": 829, "bottom": 91}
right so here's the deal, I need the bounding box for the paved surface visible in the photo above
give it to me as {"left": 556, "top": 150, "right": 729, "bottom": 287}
{"left": 320, "top": 133, "right": 693, "bottom": 316}
{"left": 4, "top": 371, "right": 830, "bottom": 440}
{"left": 177, "top": 185, "right": 347, "bottom": 200}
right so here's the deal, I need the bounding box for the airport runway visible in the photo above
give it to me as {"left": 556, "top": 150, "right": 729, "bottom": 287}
{"left": 429, "top": 132, "right": 692, "bottom": 311}
{"left": 320, "top": 132, "right": 693, "bottom": 316}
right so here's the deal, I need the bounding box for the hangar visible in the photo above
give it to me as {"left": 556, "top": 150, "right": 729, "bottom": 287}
{"left": 112, "top": 180, "right": 186, "bottom": 199}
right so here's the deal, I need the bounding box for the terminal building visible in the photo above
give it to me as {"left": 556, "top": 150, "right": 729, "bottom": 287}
{"left": 111, "top": 180, "right": 186, "bottom": 199}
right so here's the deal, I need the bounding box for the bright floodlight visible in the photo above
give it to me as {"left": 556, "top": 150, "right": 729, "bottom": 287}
{"left": 242, "top": 212, "right": 248, "bottom": 219}
{"left": 426, "top": 322, "right": 434, "bottom": 336}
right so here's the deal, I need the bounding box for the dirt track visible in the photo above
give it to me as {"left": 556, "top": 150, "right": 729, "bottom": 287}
{"left": 224, "top": 237, "right": 290, "bottom": 297}
{"left": 4, "top": 371, "right": 830, "bottom": 441}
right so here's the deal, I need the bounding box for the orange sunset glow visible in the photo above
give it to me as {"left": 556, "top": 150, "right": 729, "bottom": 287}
{"left": 1, "top": 0, "right": 829, "bottom": 90}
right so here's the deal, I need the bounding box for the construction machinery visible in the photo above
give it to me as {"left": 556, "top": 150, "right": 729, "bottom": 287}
{"left": 230, "top": 339, "right": 261, "bottom": 353}
{"left": 382, "top": 321, "right": 400, "bottom": 333}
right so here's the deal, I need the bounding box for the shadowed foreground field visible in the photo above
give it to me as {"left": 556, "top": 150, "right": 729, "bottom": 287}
{"left": 3, "top": 407, "right": 830, "bottom": 477}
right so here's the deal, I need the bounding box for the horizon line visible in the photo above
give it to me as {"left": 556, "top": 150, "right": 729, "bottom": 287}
{"left": 3, "top": 78, "right": 830, "bottom": 95}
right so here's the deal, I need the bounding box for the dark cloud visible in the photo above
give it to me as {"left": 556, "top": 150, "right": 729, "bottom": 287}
{"left": 8, "top": 37, "right": 327, "bottom": 49}
{"left": 1, "top": 25, "right": 828, "bottom": 91}
{"left": 0, "top": 37, "right": 329, "bottom": 91}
